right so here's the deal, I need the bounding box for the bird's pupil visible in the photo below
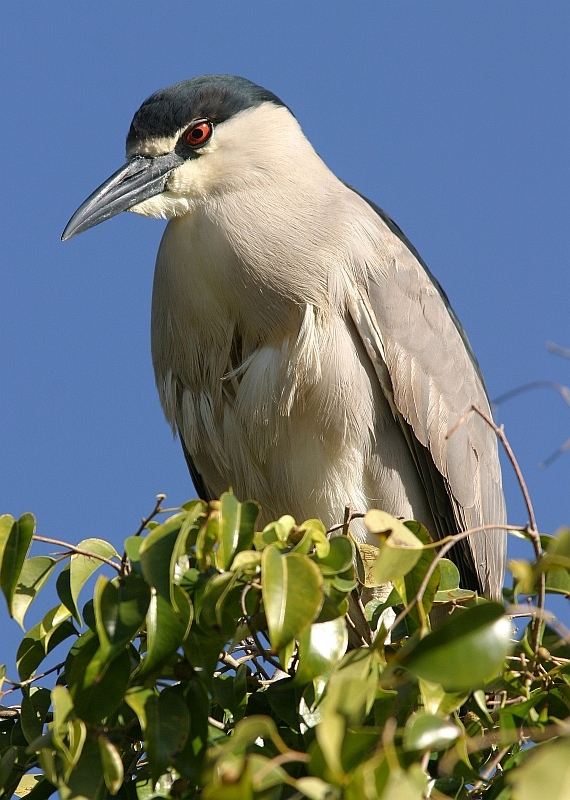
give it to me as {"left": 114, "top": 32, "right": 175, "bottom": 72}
{"left": 193, "top": 129, "right": 202, "bottom": 139}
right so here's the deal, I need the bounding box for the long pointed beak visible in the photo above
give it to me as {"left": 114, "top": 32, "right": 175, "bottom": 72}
{"left": 61, "top": 151, "right": 184, "bottom": 241}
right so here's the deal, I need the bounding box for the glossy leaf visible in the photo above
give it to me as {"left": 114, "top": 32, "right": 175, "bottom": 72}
{"left": 72, "top": 646, "right": 131, "bottom": 723}
{"left": 93, "top": 573, "right": 150, "bottom": 657}
{"left": 507, "top": 736, "right": 570, "bottom": 800}
{"left": 313, "top": 536, "right": 353, "bottom": 576}
{"left": 0, "top": 513, "right": 35, "bottom": 614}
{"left": 262, "top": 545, "right": 323, "bottom": 651}
{"left": 215, "top": 492, "right": 258, "bottom": 571}
{"left": 403, "top": 712, "right": 460, "bottom": 751}
{"left": 12, "top": 556, "right": 56, "bottom": 629}
{"left": 402, "top": 602, "right": 512, "bottom": 691}
{"left": 97, "top": 736, "right": 123, "bottom": 794}
{"left": 295, "top": 617, "right": 348, "bottom": 684}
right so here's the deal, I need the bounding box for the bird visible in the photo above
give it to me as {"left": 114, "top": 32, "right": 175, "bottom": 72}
{"left": 62, "top": 74, "right": 506, "bottom": 599}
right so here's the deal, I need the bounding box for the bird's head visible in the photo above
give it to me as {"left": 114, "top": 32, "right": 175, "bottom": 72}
{"left": 62, "top": 75, "right": 299, "bottom": 240}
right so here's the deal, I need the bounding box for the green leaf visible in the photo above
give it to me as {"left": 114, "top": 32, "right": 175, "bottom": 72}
{"left": 56, "top": 567, "right": 80, "bottom": 625}
{"left": 312, "top": 536, "right": 354, "bottom": 576}
{"left": 21, "top": 688, "right": 51, "bottom": 745}
{"left": 12, "top": 557, "right": 56, "bottom": 630}
{"left": 402, "top": 525, "right": 438, "bottom": 626}
{"left": 403, "top": 712, "right": 460, "bottom": 751}
{"left": 139, "top": 513, "right": 186, "bottom": 600}
{"left": 17, "top": 605, "right": 75, "bottom": 681}
{"left": 295, "top": 617, "right": 348, "bottom": 684}
{"left": 93, "top": 573, "right": 150, "bottom": 658}
{"left": 58, "top": 739, "right": 107, "bottom": 800}
{"left": 0, "top": 513, "right": 35, "bottom": 615}
{"left": 145, "top": 685, "right": 190, "bottom": 785}
{"left": 402, "top": 602, "right": 512, "bottom": 691}
{"left": 262, "top": 545, "right": 323, "bottom": 652}
{"left": 437, "top": 559, "right": 461, "bottom": 591}
{"left": 137, "top": 586, "right": 192, "bottom": 677}
{"left": 69, "top": 539, "right": 119, "bottom": 619}
{"left": 71, "top": 646, "right": 132, "bottom": 723}
{"left": 124, "top": 686, "right": 156, "bottom": 735}
{"left": 215, "top": 492, "right": 258, "bottom": 571}
{"left": 97, "top": 735, "right": 123, "bottom": 794}
{"left": 364, "top": 511, "right": 424, "bottom": 585}
{"left": 507, "top": 736, "right": 570, "bottom": 800}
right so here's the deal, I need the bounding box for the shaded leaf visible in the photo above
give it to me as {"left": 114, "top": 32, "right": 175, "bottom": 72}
{"left": 146, "top": 685, "right": 190, "bottom": 785}
{"left": 139, "top": 514, "right": 186, "bottom": 600}
{"left": 97, "top": 736, "right": 123, "bottom": 795}
{"left": 402, "top": 602, "right": 512, "bottom": 691}
{"left": 21, "top": 688, "right": 51, "bottom": 745}
{"left": 137, "top": 586, "right": 192, "bottom": 677}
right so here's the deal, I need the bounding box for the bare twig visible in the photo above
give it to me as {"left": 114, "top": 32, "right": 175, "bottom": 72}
{"left": 547, "top": 341, "right": 570, "bottom": 359}
{"left": 3, "top": 661, "right": 66, "bottom": 692}
{"left": 253, "top": 750, "right": 309, "bottom": 784}
{"left": 327, "top": 511, "right": 365, "bottom": 536}
{"left": 493, "top": 380, "right": 570, "bottom": 409}
{"left": 32, "top": 536, "right": 121, "bottom": 573}
{"left": 132, "top": 494, "right": 167, "bottom": 538}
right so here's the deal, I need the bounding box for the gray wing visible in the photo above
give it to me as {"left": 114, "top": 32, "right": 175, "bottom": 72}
{"left": 346, "top": 190, "right": 507, "bottom": 598}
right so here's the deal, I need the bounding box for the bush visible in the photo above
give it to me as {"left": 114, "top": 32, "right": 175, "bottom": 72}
{"left": 0, "top": 492, "right": 569, "bottom": 799}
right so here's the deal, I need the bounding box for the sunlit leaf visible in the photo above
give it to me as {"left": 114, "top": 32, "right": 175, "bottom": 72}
{"left": 0, "top": 513, "right": 35, "bottom": 614}
{"left": 262, "top": 546, "right": 323, "bottom": 652}
{"left": 69, "top": 539, "right": 119, "bottom": 620}
{"left": 215, "top": 492, "right": 258, "bottom": 571}
{"left": 17, "top": 605, "right": 74, "bottom": 681}
{"left": 403, "top": 712, "right": 460, "bottom": 751}
{"left": 364, "top": 511, "right": 424, "bottom": 585}
{"left": 295, "top": 617, "right": 348, "bottom": 684}
{"left": 507, "top": 736, "right": 570, "bottom": 800}
{"left": 139, "top": 513, "right": 186, "bottom": 599}
{"left": 12, "top": 557, "right": 56, "bottom": 630}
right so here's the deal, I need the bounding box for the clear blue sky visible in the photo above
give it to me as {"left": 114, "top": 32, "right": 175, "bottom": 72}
{"left": 1, "top": 3, "right": 569, "bottom": 670}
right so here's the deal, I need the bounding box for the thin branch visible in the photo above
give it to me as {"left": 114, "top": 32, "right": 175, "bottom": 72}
{"left": 253, "top": 750, "right": 309, "bottom": 784}
{"left": 327, "top": 511, "right": 365, "bottom": 536}
{"left": 132, "top": 494, "right": 167, "bottom": 538}
{"left": 387, "top": 523, "right": 511, "bottom": 635}
{"left": 447, "top": 405, "right": 545, "bottom": 662}
{"left": 493, "top": 380, "right": 570, "bottom": 409}
{"left": 32, "top": 536, "right": 121, "bottom": 573}
{"left": 3, "top": 661, "right": 66, "bottom": 692}
{"left": 547, "top": 341, "right": 570, "bottom": 359}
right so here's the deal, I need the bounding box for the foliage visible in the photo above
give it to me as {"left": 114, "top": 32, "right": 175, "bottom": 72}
{"left": 0, "top": 493, "right": 569, "bottom": 799}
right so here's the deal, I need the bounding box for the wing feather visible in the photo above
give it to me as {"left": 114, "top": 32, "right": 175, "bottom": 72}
{"left": 345, "top": 193, "right": 507, "bottom": 598}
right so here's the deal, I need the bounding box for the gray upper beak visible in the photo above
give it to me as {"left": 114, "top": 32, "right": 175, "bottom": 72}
{"left": 61, "top": 151, "right": 184, "bottom": 241}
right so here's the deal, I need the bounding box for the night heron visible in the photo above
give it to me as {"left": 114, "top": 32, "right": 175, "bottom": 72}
{"left": 62, "top": 75, "right": 506, "bottom": 598}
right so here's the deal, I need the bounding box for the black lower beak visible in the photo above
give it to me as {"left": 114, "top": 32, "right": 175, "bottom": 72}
{"left": 61, "top": 151, "right": 184, "bottom": 241}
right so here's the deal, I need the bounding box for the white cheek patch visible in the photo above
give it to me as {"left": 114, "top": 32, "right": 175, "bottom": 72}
{"left": 128, "top": 192, "right": 191, "bottom": 219}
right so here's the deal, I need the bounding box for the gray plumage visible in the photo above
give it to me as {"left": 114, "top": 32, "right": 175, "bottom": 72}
{"left": 62, "top": 75, "right": 507, "bottom": 598}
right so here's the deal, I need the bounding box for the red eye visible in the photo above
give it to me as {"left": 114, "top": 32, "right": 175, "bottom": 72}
{"left": 185, "top": 120, "right": 213, "bottom": 147}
